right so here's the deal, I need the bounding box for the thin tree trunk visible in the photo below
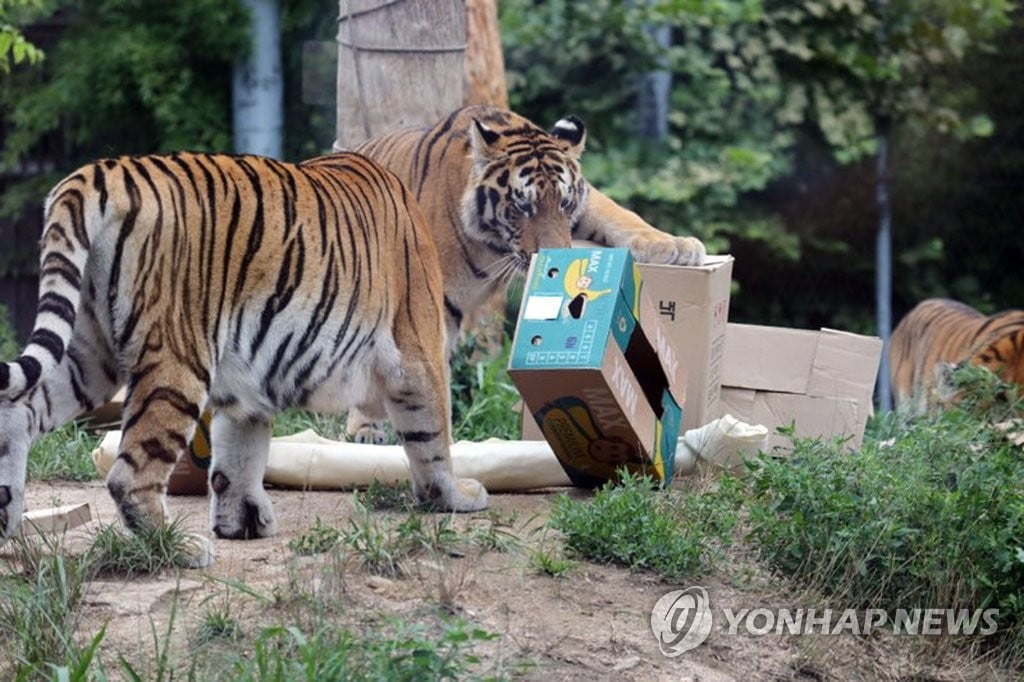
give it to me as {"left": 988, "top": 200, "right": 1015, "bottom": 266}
{"left": 875, "top": 117, "right": 893, "bottom": 412}
{"left": 636, "top": 23, "right": 671, "bottom": 140}
{"left": 233, "top": 0, "right": 283, "bottom": 158}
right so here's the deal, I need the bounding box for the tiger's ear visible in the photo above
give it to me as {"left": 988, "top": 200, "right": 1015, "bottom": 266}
{"left": 550, "top": 115, "right": 586, "bottom": 158}
{"left": 469, "top": 118, "right": 502, "bottom": 162}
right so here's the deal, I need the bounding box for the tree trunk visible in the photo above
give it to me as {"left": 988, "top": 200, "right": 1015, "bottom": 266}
{"left": 233, "top": 0, "right": 284, "bottom": 158}
{"left": 635, "top": 23, "right": 671, "bottom": 140}
{"left": 464, "top": 0, "right": 507, "bottom": 108}
{"left": 335, "top": 0, "right": 466, "bottom": 150}
{"left": 875, "top": 118, "right": 893, "bottom": 412}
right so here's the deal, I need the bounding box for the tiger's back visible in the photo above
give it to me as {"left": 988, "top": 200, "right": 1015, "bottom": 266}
{"left": 0, "top": 151, "right": 487, "bottom": 564}
{"left": 890, "top": 298, "right": 1024, "bottom": 412}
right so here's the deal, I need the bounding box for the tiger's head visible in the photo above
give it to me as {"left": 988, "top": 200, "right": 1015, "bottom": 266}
{"left": 461, "top": 114, "right": 589, "bottom": 269}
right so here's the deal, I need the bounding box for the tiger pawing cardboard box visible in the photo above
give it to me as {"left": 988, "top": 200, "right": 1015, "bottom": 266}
{"left": 508, "top": 247, "right": 683, "bottom": 488}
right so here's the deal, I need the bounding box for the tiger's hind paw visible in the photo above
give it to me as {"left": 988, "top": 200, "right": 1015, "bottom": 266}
{"left": 351, "top": 423, "right": 389, "bottom": 445}
{"left": 448, "top": 477, "right": 489, "bottom": 512}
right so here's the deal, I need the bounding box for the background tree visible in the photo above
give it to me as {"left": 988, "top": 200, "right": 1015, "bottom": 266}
{"left": 0, "top": 0, "right": 44, "bottom": 74}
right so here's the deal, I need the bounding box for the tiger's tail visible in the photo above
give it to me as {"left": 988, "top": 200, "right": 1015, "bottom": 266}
{"left": 0, "top": 168, "right": 97, "bottom": 399}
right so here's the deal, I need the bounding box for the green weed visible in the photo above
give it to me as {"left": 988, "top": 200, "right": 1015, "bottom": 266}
{"left": 0, "top": 535, "right": 92, "bottom": 679}
{"left": 227, "top": 618, "right": 500, "bottom": 681}
{"left": 26, "top": 421, "right": 101, "bottom": 482}
{"left": 86, "top": 518, "right": 196, "bottom": 577}
{"left": 288, "top": 517, "right": 343, "bottom": 556}
{"left": 549, "top": 470, "right": 738, "bottom": 581}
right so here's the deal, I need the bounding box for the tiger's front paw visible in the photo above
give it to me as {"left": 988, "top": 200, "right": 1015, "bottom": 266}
{"left": 210, "top": 472, "right": 279, "bottom": 540}
{"left": 630, "top": 235, "right": 706, "bottom": 266}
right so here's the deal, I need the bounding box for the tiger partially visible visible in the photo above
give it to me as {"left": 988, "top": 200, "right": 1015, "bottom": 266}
{"left": 346, "top": 105, "right": 707, "bottom": 442}
{"left": 890, "top": 298, "right": 1024, "bottom": 414}
{"left": 0, "top": 152, "right": 487, "bottom": 567}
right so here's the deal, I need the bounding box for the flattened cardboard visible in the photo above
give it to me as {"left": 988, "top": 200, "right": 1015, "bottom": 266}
{"left": 20, "top": 502, "right": 92, "bottom": 537}
{"left": 721, "top": 323, "right": 882, "bottom": 450}
{"left": 509, "top": 248, "right": 682, "bottom": 487}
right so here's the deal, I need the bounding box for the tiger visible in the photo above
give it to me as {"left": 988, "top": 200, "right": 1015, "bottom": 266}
{"left": 0, "top": 151, "right": 488, "bottom": 567}
{"left": 890, "top": 298, "right": 1024, "bottom": 414}
{"left": 344, "top": 105, "right": 707, "bottom": 443}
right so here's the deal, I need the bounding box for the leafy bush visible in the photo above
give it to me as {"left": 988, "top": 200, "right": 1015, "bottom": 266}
{"left": 228, "top": 619, "right": 499, "bottom": 681}
{"left": 550, "top": 470, "right": 741, "bottom": 580}
{"left": 743, "top": 368, "right": 1024, "bottom": 653}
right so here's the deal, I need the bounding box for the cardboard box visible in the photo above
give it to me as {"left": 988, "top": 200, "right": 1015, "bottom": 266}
{"left": 523, "top": 252, "right": 734, "bottom": 436}
{"left": 720, "top": 323, "right": 882, "bottom": 450}
{"left": 508, "top": 248, "right": 682, "bottom": 488}
{"left": 636, "top": 255, "right": 733, "bottom": 431}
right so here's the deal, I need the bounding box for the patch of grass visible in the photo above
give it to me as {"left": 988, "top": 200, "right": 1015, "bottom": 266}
{"left": 466, "top": 509, "right": 521, "bottom": 553}
{"left": 227, "top": 618, "right": 500, "bottom": 681}
{"left": 194, "top": 606, "right": 244, "bottom": 645}
{"left": 742, "top": 367, "right": 1024, "bottom": 657}
{"left": 550, "top": 470, "right": 739, "bottom": 581}
{"left": 0, "top": 535, "right": 93, "bottom": 679}
{"left": 0, "top": 302, "right": 19, "bottom": 360}
{"left": 272, "top": 409, "right": 350, "bottom": 441}
{"left": 449, "top": 332, "right": 520, "bottom": 442}
{"left": 27, "top": 420, "right": 101, "bottom": 482}
{"left": 86, "top": 518, "right": 196, "bottom": 577}
{"left": 529, "top": 543, "right": 575, "bottom": 578}
{"left": 361, "top": 479, "right": 416, "bottom": 512}
{"left": 288, "top": 517, "right": 343, "bottom": 556}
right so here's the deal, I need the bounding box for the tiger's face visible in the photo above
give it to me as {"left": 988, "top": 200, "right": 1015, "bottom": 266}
{"left": 461, "top": 115, "right": 589, "bottom": 269}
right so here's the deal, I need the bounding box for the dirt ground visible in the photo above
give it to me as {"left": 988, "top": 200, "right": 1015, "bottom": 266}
{"left": 6, "top": 479, "right": 1015, "bottom": 681}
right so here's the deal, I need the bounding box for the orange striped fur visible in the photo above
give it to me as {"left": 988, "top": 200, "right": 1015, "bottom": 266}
{"left": 890, "top": 298, "right": 1024, "bottom": 413}
{"left": 0, "top": 152, "right": 487, "bottom": 566}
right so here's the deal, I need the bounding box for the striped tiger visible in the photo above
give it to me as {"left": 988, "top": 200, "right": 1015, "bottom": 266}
{"left": 345, "top": 105, "right": 707, "bottom": 442}
{"left": 0, "top": 152, "right": 487, "bottom": 566}
{"left": 890, "top": 298, "right": 1024, "bottom": 413}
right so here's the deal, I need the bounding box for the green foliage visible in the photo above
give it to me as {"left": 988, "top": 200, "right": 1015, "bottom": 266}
{"left": 194, "top": 607, "right": 243, "bottom": 646}
{"left": 227, "top": 619, "right": 500, "bottom": 682}
{"left": 0, "top": 0, "right": 45, "bottom": 75}
{"left": 743, "top": 370, "right": 1024, "bottom": 653}
{"left": 26, "top": 420, "right": 100, "bottom": 482}
{"left": 86, "top": 518, "right": 197, "bottom": 577}
{"left": 549, "top": 470, "right": 740, "bottom": 580}
{"left": 288, "top": 517, "right": 343, "bottom": 557}
{"left": 449, "top": 331, "right": 521, "bottom": 442}
{"left": 272, "top": 409, "right": 350, "bottom": 441}
{"left": 360, "top": 479, "right": 415, "bottom": 512}
{"left": 0, "top": 302, "right": 19, "bottom": 360}
{"left": 0, "top": 535, "right": 91, "bottom": 679}
{"left": 0, "top": 0, "right": 248, "bottom": 221}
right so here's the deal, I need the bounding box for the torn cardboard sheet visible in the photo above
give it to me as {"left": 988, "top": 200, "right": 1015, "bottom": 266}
{"left": 20, "top": 503, "right": 92, "bottom": 537}
{"left": 92, "top": 430, "right": 573, "bottom": 492}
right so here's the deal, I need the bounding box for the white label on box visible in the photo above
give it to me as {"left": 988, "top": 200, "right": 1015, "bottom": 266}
{"left": 523, "top": 294, "right": 564, "bottom": 320}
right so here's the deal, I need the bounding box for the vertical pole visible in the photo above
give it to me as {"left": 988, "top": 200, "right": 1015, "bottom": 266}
{"left": 875, "top": 119, "right": 893, "bottom": 412}
{"left": 233, "top": 0, "right": 284, "bottom": 158}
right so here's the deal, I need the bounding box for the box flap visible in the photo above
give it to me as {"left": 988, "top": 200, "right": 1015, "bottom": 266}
{"left": 721, "top": 323, "right": 818, "bottom": 393}
{"left": 807, "top": 329, "right": 883, "bottom": 404}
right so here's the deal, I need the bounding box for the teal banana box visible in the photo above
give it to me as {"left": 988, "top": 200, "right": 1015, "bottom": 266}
{"left": 508, "top": 248, "right": 683, "bottom": 488}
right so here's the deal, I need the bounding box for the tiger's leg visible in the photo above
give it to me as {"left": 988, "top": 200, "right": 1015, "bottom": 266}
{"left": 576, "top": 187, "right": 706, "bottom": 266}
{"left": 345, "top": 407, "right": 388, "bottom": 445}
{"left": 104, "top": 367, "right": 213, "bottom": 567}
{"left": 207, "top": 411, "right": 278, "bottom": 539}
{"left": 384, "top": 326, "right": 487, "bottom": 513}
{"left": 0, "top": 326, "right": 119, "bottom": 543}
